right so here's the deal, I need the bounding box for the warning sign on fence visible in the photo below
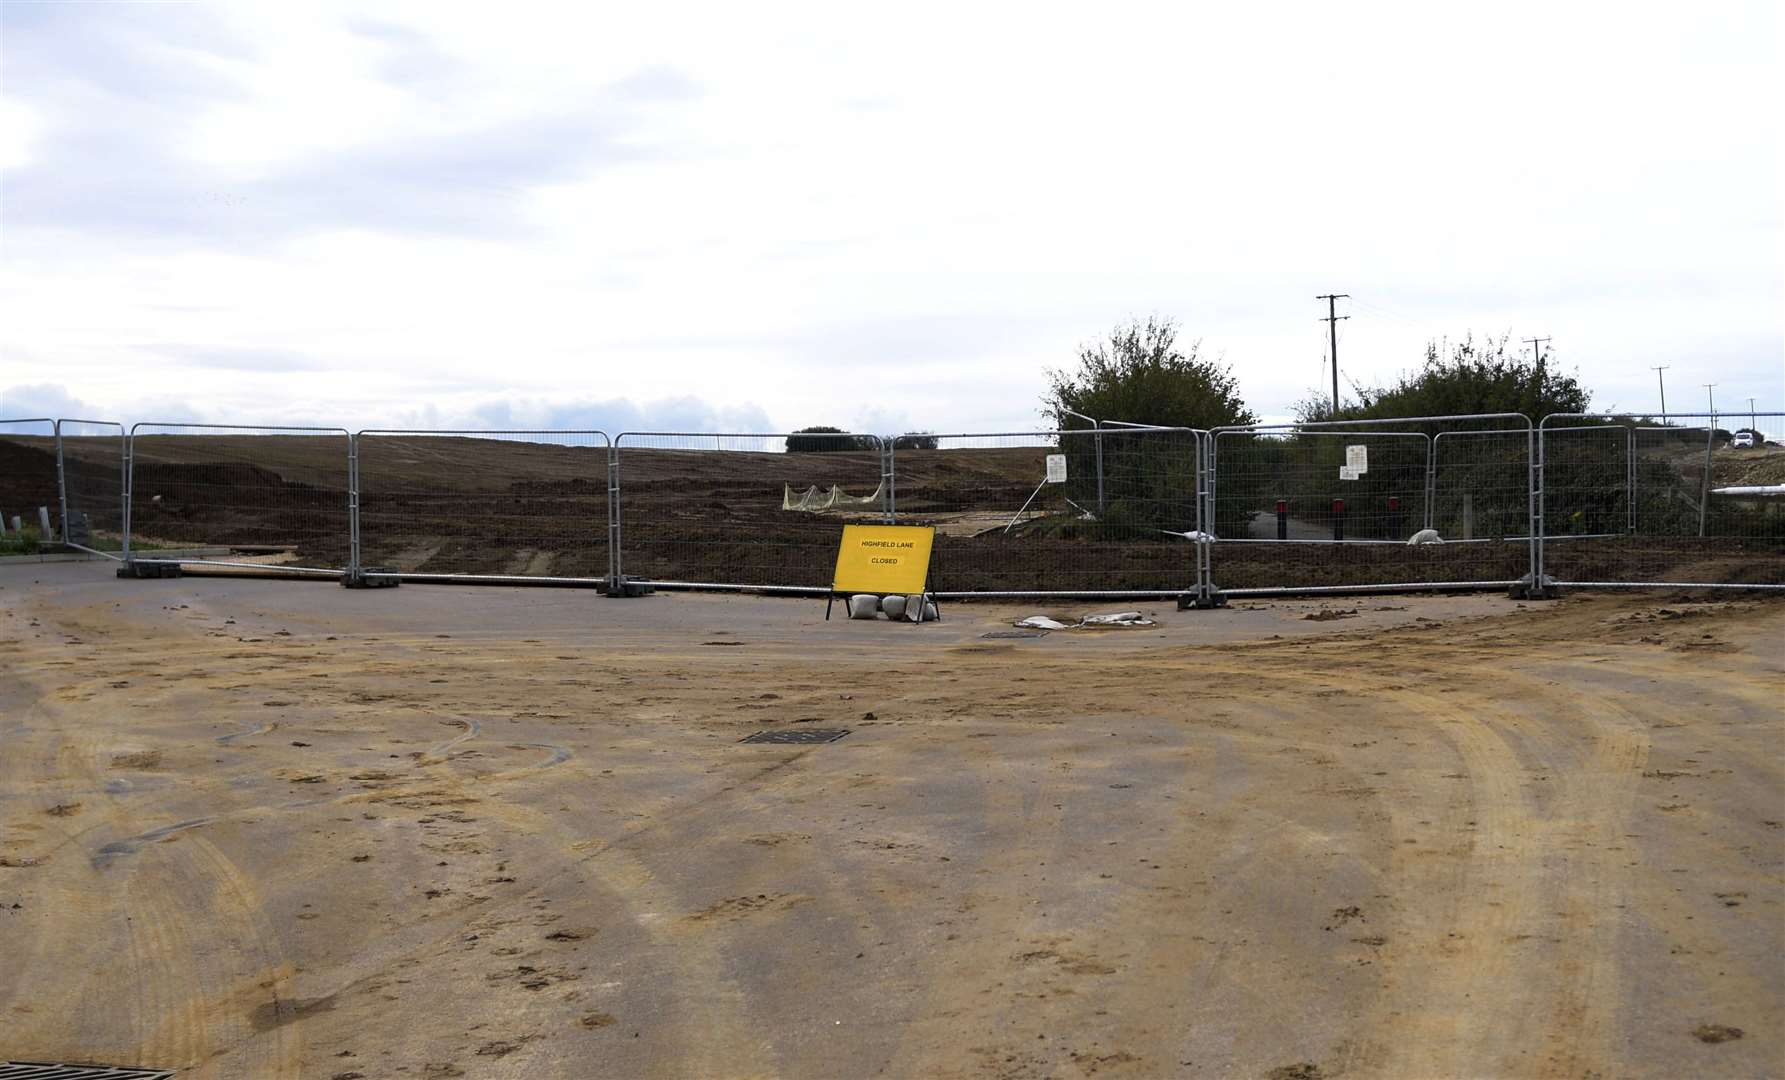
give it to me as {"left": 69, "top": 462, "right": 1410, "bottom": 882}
{"left": 1045, "top": 454, "right": 1067, "bottom": 484}
{"left": 832, "top": 524, "right": 936, "bottom": 596}
{"left": 1345, "top": 444, "right": 1369, "bottom": 474}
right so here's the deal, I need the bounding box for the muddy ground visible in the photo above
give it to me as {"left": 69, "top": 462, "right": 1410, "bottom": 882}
{"left": 0, "top": 564, "right": 1780, "bottom": 1079}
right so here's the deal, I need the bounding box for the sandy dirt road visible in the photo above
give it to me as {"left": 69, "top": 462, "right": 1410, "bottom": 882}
{"left": 1, "top": 563, "right": 1780, "bottom": 1079}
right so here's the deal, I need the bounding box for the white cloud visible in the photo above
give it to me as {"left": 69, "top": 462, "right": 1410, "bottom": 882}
{"left": 0, "top": 383, "right": 104, "bottom": 420}
{"left": 1, "top": 0, "right": 1779, "bottom": 432}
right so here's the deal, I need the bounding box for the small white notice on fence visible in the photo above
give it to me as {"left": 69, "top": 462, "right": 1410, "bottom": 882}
{"left": 1339, "top": 465, "right": 1360, "bottom": 481}
{"left": 1045, "top": 454, "right": 1068, "bottom": 484}
{"left": 1345, "top": 444, "right": 1368, "bottom": 474}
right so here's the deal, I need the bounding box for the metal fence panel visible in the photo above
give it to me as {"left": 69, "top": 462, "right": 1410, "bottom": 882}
{"left": 1208, "top": 414, "right": 1536, "bottom": 595}
{"left": 125, "top": 424, "right": 353, "bottom": 574}
{"left": 1538, "top": 411, "right": 1785, "bottom": 589}
{"left": 355, "top": 430, "right": 610, "bottom": 584}
{"left": 895, "top": 427, "right": 1201, "bottom": 597}
{"left": 0, "top": 419, "right": 59, "bottom": 550}
{"left": 54, "top": 419, "right": 127, "bottom": 557}
{"left": 1429, "top": 425, "right": 1612, "bottom": 541}
{"left": 613, "top": 431, "right": 886, "bottom": 592}
{"left": 1540, "top": 423, "right": 1635, "bottom": 539}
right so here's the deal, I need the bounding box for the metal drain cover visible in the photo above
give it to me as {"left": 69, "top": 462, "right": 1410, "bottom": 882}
{"left": 1, "top": 1065, "right": 175, "bottom": 1079}
{"left": 982, "top": 630, "right": 1048, "bottom": 639}
{"left": 740, "top": 729, "right": 849, "bottom": 744}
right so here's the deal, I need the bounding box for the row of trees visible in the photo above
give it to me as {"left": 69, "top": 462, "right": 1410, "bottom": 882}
{"left": 785, "top": 427, "right": 936, "bottom": 452}
{"left": 1045, "top": 319, "right": 1596, "bottom": 432}
{"left": 791, "top": 316, "right": 1762, "bottom": 449}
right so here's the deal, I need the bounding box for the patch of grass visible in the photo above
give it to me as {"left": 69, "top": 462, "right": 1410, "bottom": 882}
{"left": 0, "top": 526, "right": 44, "bottom": 555}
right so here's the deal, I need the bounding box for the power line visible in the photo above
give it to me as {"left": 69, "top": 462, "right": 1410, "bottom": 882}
{"left": 1347, "top": 296, "right": 1427, "bottom": 331}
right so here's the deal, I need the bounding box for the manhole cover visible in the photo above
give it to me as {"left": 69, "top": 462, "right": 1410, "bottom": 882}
{"left": 1, "top": 1065, "right": 175, "bottom": 1079}
{"left": 983, "top": 630, "right": 1048, "bottom": 639}
{"left": 740, "top": 729, "right": 849, "bottom": 744}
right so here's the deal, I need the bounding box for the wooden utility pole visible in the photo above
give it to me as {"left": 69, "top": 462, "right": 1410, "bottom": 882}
{"left": 1652, "top": 365, "right": 1669, "bottom": 422}
{"left": 1524, "top": 336, "right": 1551, "bottom": 365}
{"left": 1317, "top": 294, "right": 1349, "bottom": 415}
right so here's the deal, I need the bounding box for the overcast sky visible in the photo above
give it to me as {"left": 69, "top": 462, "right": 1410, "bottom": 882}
{"left": 2, "top": 1, "right": 1780, "bottom": 433}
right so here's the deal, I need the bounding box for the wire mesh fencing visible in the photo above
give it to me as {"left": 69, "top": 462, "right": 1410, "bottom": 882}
{"left": 1537, "top": 412, "right": 1785, "bottom": 589}
{"left": 355, "top": 430, "right": 610, "bottom": 584}
{"left": 125, "top": 424, "right": 353, "bottom": 574}
{"left": 893, "top": 427, "right": 1202, "bottom": 597}
{"left": 54, "top": 419, "right": 128, "bottom": 556}
{"left": 0, "top": 419, "right": 60, "bottom": 551}
{"left": 18, "top": 406, "right": 1784, "bottom": 598}
{"left": 612, "top": 431, "right": 887, "bottom": 592}
{"left": 1426, "top": 427, "right": 1535, "bottom": 541}
{"left": 1208, "top": 415, "right": 1536, "bottom": 594}
{"left": 1539, "top": 423, "right": 1635, "bottom": 539}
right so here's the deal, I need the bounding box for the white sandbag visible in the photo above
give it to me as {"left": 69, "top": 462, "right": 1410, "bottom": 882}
{"left": 848, "top": 594, "right": 881, "bottom": 619}
{"left": 1015, "top": 615, "right": 1070, "bottom": 630}
{"left": 1081, "top": 611, "right": 1154, "bottom": 626}
{"left": 906, "top": 599, "right": 938, "bottom": 622}
{"left": 1407, "top": 528, "right": 1443, "bottom": 545}
{"left": 881, "top": 594, "right": 907, "bottom": 619}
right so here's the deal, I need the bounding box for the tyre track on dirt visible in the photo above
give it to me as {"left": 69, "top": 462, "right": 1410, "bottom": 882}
{"left": 0, "top": 675, "right": 300, "bottom": 1077}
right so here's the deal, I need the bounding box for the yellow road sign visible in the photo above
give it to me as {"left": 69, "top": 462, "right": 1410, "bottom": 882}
{"left": 832, "top": 524, "right": 935, "bottom": 596}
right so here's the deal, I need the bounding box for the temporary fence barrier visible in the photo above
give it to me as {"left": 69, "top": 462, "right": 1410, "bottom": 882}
{"left": 1538, "top": 423, "right": 1636, "bottom": 539}
{"left": 1206, "top": 414, "right": 1538, "bottom": 597}
{"left": 12, "top": 406, "right": 1783, "bottom": 600}
{"left": 123, "top": 423, "right": 353, "bottom": 576}
{"left": 1427, "top": 425, "right": 1623, "bottom": 540}
{"left": 54, "top": 419, "right": 128, "bottom": 557}
{"left": 611, "top": 431, "right": 887, "bottom": 593}
{"left": 1535, "top": 412, "right": 1785, "bottom": 590}
{"left": 355, "top": 430, "right": 611, "bottom": 586}
{"left": 0, "top": 419, "right": 60, "bottom": 548}
{"left": 893, "top": 427, "right": 1203, "bottom": 598}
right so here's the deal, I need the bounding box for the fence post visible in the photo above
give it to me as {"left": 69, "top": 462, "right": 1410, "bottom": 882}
{"left": 606, "top": 441, "right": 623, "bottom": 593}
{"left": 1093, "top": 423, "right": 1104, "bottom": 514}
{"left": 1332, "top": 498, "right": 1345, "bottom": 542}
{"left": 347, "top": 433, "right": 361, "bottom": 578}
{"left": 53, "top": 421, "right": 70, "bottom": 544}
{"left": 1425, "top": 433, "right": 1438, "bottom": 531}
{"left": 1276, "top": 499, "right": 1288, "bottom": 540}
{"left": 121, "top": 428, "right": 134, "bottom": 563}
{"left": 1699, "top": 427, "right": 1714, "bottom": 537}
{"left": 881, "top": 437, "right": 896, "bottom": 523}
{"left": 1206, "top": 432, "right": 1219, "bottom": 542}
{"left": 1529, "top": 421, "right": 1544, "bottom": 585}
{"left": 1626, "top": 425, "right": 1637, "bottom": 533}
